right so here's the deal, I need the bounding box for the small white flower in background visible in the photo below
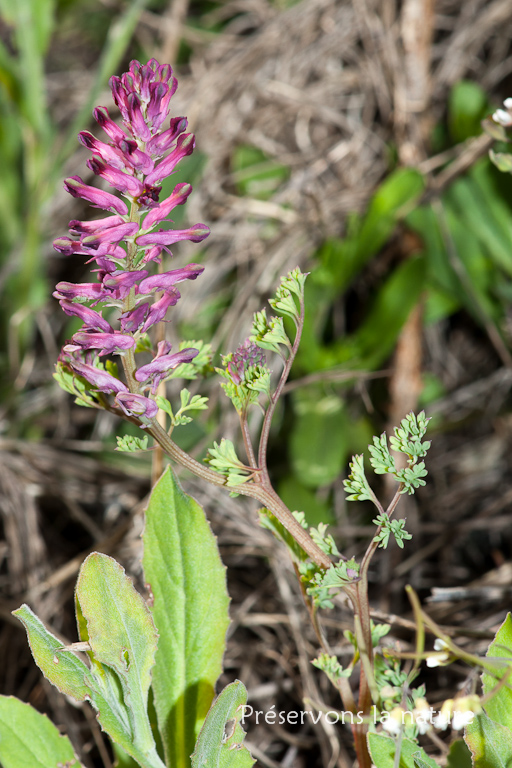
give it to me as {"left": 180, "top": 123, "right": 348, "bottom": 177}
{"left": 381, "top": 707, "right": 404, "bottom": 736}
{"left": 493, "top": 108, "right": 512, "bottom": 126}
{"left": 452, "top": 695, "right": 481, "bottom": 730}
{"left": 426, "top": 638, "right": 451, "bottom": 668}
{"left": 434, "top": 695, "right": 481, "bottom": 731}
{"left": 504, "top": 98, "right": 512, "bottom": 109}
{"left": 413, "top": 698, "right": 433, "bottom": 734}
{"left": 452, "top": 710, "right": 475, "bottom": 730}
{"left": 433, "top": 699, "right": 454, "bottom": 730}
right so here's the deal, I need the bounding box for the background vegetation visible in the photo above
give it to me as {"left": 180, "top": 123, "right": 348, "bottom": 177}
{"left": 1, "top": 0, "right": 512, "bottom": 766}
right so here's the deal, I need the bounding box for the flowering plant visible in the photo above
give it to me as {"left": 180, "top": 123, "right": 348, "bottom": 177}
{"left": 2, "top": 59, "right": 512, "bottom": 768}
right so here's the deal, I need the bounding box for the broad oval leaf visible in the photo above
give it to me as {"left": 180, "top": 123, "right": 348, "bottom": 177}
{"left": 465, "top": 712, "right": 512, "bottom": 768}
{"left": 482, "top": 613, "right": 512, "bottom": 730}
{"left": 142, "top": 466, "right": 230, "bottom": 768}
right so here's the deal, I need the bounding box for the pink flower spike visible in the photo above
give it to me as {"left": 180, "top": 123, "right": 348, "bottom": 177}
{"left": 67, "top": 359, "right": 129, "bottom": 394}
{"left": 71, "top": 331, "right": 135, "bottom": 355}
{"left": 115, "top": 392, "right": 158, "bottom": 422}
{"left": 136, "top": 224, "right": 210, "bottom": 248}
{"left": 144, "top": 134, "right": 195, "bottom": 186}
{"left": 138, "top": 264, "right": 204, "bottom": 294}
{"left": 64, "top": 176, "right": 128, "bottom": 215}
{"left": 143, "top": 183, "right": 192, "bottom": 229}
{"left": 60, "top": 300, "right": 112, "bottom": 332}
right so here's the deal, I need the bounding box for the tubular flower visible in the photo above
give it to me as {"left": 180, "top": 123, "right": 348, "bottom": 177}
{"left": 54, "top": 58, "right": 210, "bottom": 423}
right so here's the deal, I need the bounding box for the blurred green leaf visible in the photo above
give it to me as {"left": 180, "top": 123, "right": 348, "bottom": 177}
{"left": 448, "top": 81, "right": 488, "bottom": 143}
{"left": 232, "top": 145, "right": 289, "bottom": 200}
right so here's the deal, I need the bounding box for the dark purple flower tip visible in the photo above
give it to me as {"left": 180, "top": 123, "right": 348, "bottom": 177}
{"left": 67, "top": 358, "right": 129, "bottom": 394}
{"left": 146, "top": 117, "right": 188, "bottom": 158}
{"left": 143, "top": 183, "right": 192, "bottom": 229}
{"left": 71, "top": 331, "right": 136, "bottom": 356}
{"left": 115, "top": 391, "right": 158, "bottom": 422}
{"left": 59, "top": 300, "right": 112, "bottom": 333}
{"left": 64, "top": 176, "right": 129, "bottom": 216}
{"left": 144, "top": 134, "right": 196, "bottom": 187}
{"left": 138, "top": 264, "right": 204, "bottom": 294}
{"left": 93, "top": 106, "right": 130, "bottom": 145}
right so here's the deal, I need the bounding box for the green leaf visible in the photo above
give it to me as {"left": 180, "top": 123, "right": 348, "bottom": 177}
{"left": 0, "top": 696, "right": 80, "bottom": 768}
{"left": 368, "top": 733, "right": 439, "bottom": 768}
{"left": 142, "top": 467, "right": 230, "bottom": 768}
{"left": 448, "top": 81, "right": 487, "bottom": 142}
{"left": 482, "top": 613, "right": 512, "bottom": 730}
{"left": 13, "top": 599, "right": 165, "bottom": 768}
{"left": 75, "top": 553, "right": 159, "bottom": 758}
{"left": 290, "top": 392, "right": 349, "bottom": 488}
{"left": 12, "top": 604, "right": 89, "bottom": 701}
{"left": 464, "top": 712, "right": 512, "bottom": 768}
{"left": 446, "top": 739, "right": 473, "bottom": 768}
{"left": 191, "top": 681, "right": 255, "bottom": 768}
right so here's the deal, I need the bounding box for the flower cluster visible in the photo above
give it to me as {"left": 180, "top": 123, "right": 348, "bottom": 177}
{"left": 54, "top": 59, "right": 209, "bottom": 423}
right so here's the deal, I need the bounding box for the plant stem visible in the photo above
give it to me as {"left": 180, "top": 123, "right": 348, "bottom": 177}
{"left": 146, "top": 421, "right": 332, "bottom": 569}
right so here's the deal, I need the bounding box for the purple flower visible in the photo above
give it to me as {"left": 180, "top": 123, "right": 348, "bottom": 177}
{"left": 59, "top": 300, "right": 112, "bottom": 332}
{"left": 64, "top": 176, "right": 128, "bottom": 215}
{"left": 70, "top": 331, "right": 135, "bottom": 355}
{"left": 145, "top": 134, "right": 195, "bottom": 186}
{"left": 66, "top": 358, "right": 129, "bottom": 394}
{"left": 143, "top": 183, "right": 192, "bottom": 229}
{"left": 138, "top": 264, "right": 204, "bottom": 294}
{"left": 227, "top": 340, "right": 267, "bottom": 385}
{"left": 115, "top": 392, "right": 158, "bottom": 422}
{"left": 55, "top": 58, "right": 210, "bottom": 412}
{"left": 54, "top": 282, "right": 104, "bottom": 302}
{"left": 87, "top": 158, "right": 144, "bottom": 198}
{"left": 140, "top": 289, "right": 180, "bottom": 333}
{"left": 135, "top": 348, "right": 199, "bottom": 393}
{"left": 136, "top": 225, "right": 210, "bottom": 249}
{"left": 102, "top": 269, "right": 149, "bottom": 299}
